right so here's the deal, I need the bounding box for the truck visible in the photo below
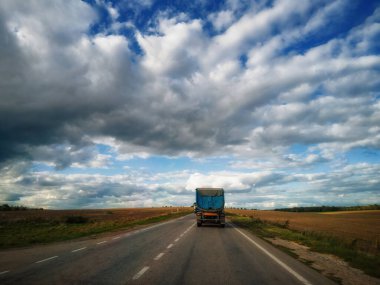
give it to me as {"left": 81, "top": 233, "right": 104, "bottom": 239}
{"left": 194, "top": 188, "right": 225, "bottom": 227}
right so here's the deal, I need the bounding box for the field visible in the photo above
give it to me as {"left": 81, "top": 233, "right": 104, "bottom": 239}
{"left": 227, "top": 209, "right": 380, "bottom": 278}
{"left": 226, "top": 209, "right": 380, "bottom": 253}
{"left": 0, "top": 207, "right": 192, "bottom": 249}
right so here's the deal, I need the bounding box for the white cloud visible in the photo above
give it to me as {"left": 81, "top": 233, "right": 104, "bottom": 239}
{"left": 137, "top": 18, "right": 205, "bottom": 78}
{"left": 208, "top": 10, "right": 235, "bottom": 31}
{"left": 0, "top": 0, "right": 379, "bottom": 208}
{"left": 302, "top": 0, "right": 348, "bottom": 34}
{"left": 186, "top": 172, "right": 249, "bottom": 191}
{"left": 2, "top": 1, "right": 96, "bottom": 61}
{"left": 1, "top": 160, "right": 379, "bottom": 209}
{"left": 203, "top": 0, "right": 312, "bottom": 68}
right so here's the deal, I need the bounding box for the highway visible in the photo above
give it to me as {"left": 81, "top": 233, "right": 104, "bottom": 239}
{"left": 0, "top": 214, "right": 336, "bottom": 285}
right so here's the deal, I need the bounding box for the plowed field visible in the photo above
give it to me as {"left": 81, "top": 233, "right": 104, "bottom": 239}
{"left": 227, "top": 209, "right": 380, "bottom": 253}
{"left": 0, "top": 207, "right": 191, "bottom": 223}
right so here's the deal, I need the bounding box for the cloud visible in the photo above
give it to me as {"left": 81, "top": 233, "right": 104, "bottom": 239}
{"left": 208, "top": 10, "right": 235, "bottom": 32}
{"left": 0, "top": 164, "right": 194, "bottom": 208}
{"left": 1, "top": 0, "right": 379, "bottom": 163}
{"left": 0, "top": 0, "right": 379, "bottom": 208}
{"left": 137, "top": 17, "right": 205, "bottom": 78}
{"left": 2, "top": 161, "right": 378, "bottom": 209}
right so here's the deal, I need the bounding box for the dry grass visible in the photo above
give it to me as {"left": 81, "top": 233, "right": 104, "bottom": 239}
{"left": 227, "top": 209, "right": 380, "bottom": 253}
{"left": 0, "top": 207, "right": 190, "bottom": 223}
{"left": 0, "top": 207, "right": 192, "bottom": 248}
{"left": 228, "top": 209, "right": 380, "bottom": 278}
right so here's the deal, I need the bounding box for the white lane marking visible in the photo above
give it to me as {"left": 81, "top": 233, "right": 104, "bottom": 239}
{"left": 71, "top": 247, "right": 86, "bottom": 253}
{"left": 131, "top": 220, "right": 193, "bottom": 280}
{"left": 182, "top": 222, "right": 195, "bottom": 236}
{"left": 132, "top": 266, "right": 149, "bottom": 280}
{"left": 113, "top": 236, "right": 121, "bottom": 240}
{"left": 35, "top": 256, "right": 58, "bottom": 264}
{"left": 97, "top": 241, "right": 107, "bottom": 245}
{"left": 180, "top": 233, "right": 184, "bottom": 237}
{"left": 154, "top": 252, "right": 165, "bottom": 261}
{"left": 232, "top": 226, "right": 312, "bottom": 285}
{"left": 0, "top": 271, "right": 9, "bottom": 275}
{"left": 111, "top": 214, "right": 192, "bottom": 241}
{"left": 183, "top": 223, "right": 195, "bottom": 233}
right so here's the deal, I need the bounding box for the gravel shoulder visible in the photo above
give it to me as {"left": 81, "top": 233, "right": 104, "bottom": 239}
{"left": 266, "top": 237, "right": 380, "bottom": 285}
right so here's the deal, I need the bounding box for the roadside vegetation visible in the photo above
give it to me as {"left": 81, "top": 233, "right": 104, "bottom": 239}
{"left": 227, "top": 210, "right": 380, "bottom": 279}
{"left": 0, "top": 203, "right": 43, "bottom": 211}
{"left": 0, "top": 207, "right": 192, "bottom": 249}
{"left": 273, "top": 204, "right": 380, "bottom": 212}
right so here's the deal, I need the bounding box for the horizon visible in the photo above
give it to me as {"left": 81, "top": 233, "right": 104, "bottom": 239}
{"left": 0, "top": 0, "right": 379, "bottom": 209}
{"left": 2, "top": 202, "right": 379, "bottom": 211}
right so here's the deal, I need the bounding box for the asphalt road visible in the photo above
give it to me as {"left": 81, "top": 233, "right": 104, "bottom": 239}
{"left": 0, "top": 214, "right": 336, "bottom": 285}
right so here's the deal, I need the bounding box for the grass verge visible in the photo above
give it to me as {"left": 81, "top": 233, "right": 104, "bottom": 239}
{"left": 229, "top": 215, "right": 380, "bottom": 279}
{"left": 0, "top": 211, "right": 190, "bottom": 249}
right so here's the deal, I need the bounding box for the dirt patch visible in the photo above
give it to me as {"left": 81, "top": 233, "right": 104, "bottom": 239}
{"left": 266, "top": 237, "right": 380, "bottom": 285}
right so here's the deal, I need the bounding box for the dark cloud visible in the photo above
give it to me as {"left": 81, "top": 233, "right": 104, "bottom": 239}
{"left": 1, "top": 1, "right": 379, "bottom": 167}
{"left": 0, "top": 1, "right": 379, "bottom": 208}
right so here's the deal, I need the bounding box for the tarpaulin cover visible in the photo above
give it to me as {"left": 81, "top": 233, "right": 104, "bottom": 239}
{"left": 196, "top": 188, "right": 224, "bottom": 210}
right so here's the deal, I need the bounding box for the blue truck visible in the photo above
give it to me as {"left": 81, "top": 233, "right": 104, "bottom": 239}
{"left": 194, "top": 188, "right": 225, "bottom": 227}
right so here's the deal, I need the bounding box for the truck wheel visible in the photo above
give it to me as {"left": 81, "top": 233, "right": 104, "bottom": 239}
{"left": 197, "top": 222, "right": 202, "bottom": 227}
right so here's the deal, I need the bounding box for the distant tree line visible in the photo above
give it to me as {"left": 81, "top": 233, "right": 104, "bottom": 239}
{"left": 0, "top": 204, "right": 43, "bottom": 211}
{"left": 225, "top": 207, "right": 259, "bottom": 211}
{"left": 274, "top": 204, "right": 380, "bottom": 212}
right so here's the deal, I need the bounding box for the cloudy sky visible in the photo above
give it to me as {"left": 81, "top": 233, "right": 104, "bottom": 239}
{"left": 0, "top": 0, "right": 379, "bottom": 209}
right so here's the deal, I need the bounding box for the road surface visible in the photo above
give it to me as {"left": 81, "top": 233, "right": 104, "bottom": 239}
{"left": 0, "top": 214, "right": 336, "bottom": 284}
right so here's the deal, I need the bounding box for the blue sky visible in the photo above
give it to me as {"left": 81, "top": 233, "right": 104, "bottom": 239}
{"left": 0, "top": 0, "right": 379, "bottom": 209}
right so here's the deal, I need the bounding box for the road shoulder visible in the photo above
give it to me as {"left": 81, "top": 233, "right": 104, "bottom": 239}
{"left": 267, "top": 237, "right": 380, "bottom": 285}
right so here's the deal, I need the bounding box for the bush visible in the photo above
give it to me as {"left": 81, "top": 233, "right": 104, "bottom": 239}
{"left": 65, "top": 216, "right": 89, "bottom": 224}
{"left": 0, "top": 204, "right": 29, "bottom": 211}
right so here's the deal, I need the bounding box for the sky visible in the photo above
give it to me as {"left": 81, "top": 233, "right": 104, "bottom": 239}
{"left": 0, "top": 0, "right": 379, "bottom": 209}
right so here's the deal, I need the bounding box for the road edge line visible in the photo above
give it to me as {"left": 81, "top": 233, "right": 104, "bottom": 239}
{"left": 232, "top": 225, "right": 313, "bottom": 285}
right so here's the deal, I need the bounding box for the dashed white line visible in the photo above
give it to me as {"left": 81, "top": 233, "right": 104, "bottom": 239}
{"left": 35, "top": 256, "right": 58, "bottom": 264}
{"left": 132, "top": 266, "right": 149, "bottom": 280}
{"left": 232, "top": 225, "right": 312, "bottom": 285}
{"left": 1, "top": 215, "right": 191, "bottom": 281}
{"left": 184, "top": 223, "right": 195, "bottom": 234}
{"left": 130, "top": 219, "right": 193, "bottom": 280}
{"left": 154, "top": 252, "right": 165, "bottom": 261}
{"left": 71, "top": 247, "right": 86, "bottom": 253}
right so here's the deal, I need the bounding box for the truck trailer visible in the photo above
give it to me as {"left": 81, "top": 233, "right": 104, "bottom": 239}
{"left": 194, "top": 188, "right": 225, "bottom": 227}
